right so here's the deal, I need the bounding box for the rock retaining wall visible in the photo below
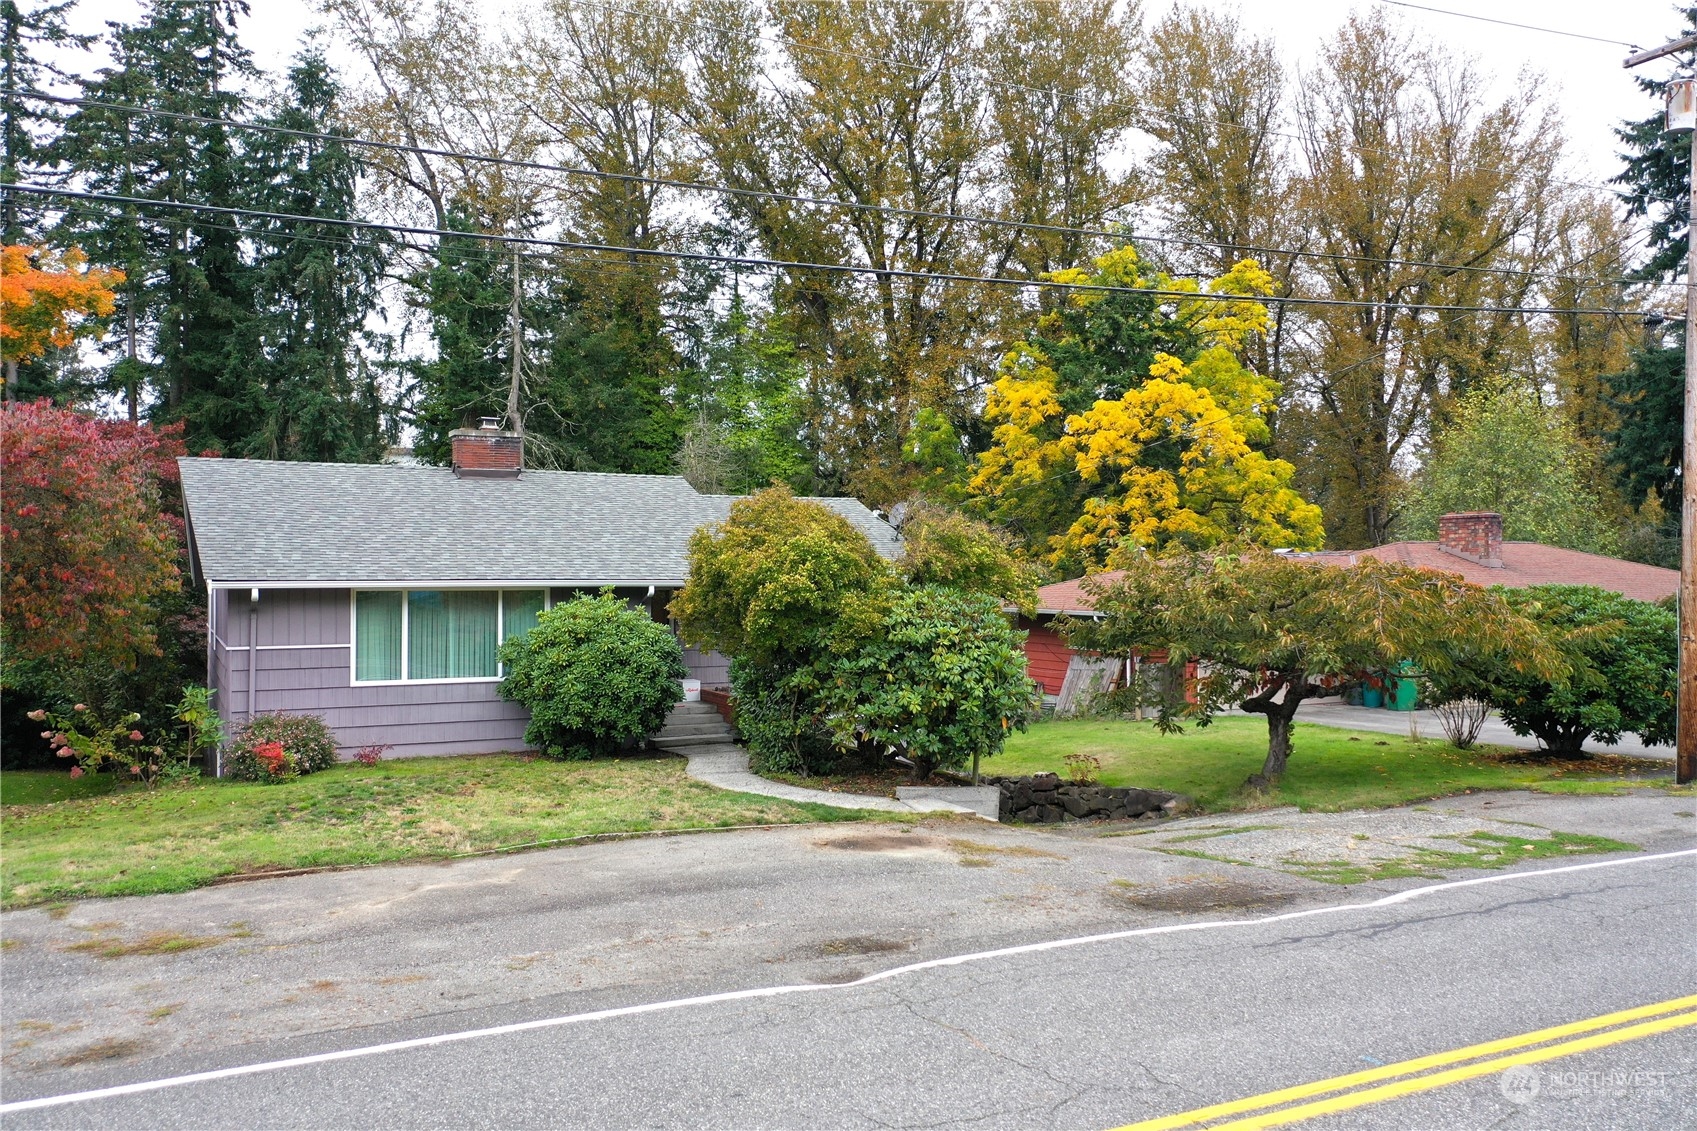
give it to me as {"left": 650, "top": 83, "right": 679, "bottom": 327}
{"left": 994, "top": 773, "right": 1188, "bottom": 823}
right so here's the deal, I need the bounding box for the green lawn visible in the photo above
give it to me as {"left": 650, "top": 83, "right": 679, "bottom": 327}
{"left": 0, "top": 754, "right": 892, "bottom": 908}
{"left": 996, "top": 717, "right": 1680, "bottom": 813}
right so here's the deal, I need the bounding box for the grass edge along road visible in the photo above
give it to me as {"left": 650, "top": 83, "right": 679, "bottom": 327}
{"left": 0, "top": 754, "right": 901, "bottom": 908}
{"left": 1114, "top": 994, "right": 1697, "bottom": 1130}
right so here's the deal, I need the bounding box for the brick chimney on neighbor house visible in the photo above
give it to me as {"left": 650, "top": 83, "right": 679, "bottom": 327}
{"left": 1437, "top": 511, "right": 1504, "bottom": 568}
{"left": 449, "top": 417, "right": 522, "bottom": 478}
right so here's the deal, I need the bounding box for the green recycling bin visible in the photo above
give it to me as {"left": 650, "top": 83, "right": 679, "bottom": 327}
{"left": 1387, "top": 662, "right": 1419, "bottom": 711}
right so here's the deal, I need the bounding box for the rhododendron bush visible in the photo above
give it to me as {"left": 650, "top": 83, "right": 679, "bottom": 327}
{"left": 1, "top": 400, "right": 185, "bottom": 673}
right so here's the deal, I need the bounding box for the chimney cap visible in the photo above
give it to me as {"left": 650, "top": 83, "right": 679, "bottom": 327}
{"left": 478, "top": 416, "right": 502, "bottom": 430}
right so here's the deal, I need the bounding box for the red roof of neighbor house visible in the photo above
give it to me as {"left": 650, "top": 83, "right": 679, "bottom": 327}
{"left": 1349, "top": 541, "right": 1679, "bottom": 604}
{"left": 1033, "top": 571, "right": 1125, "bottom": 615}
{"left": 1033, "top": 542, "right": 1678, "bottom": 614}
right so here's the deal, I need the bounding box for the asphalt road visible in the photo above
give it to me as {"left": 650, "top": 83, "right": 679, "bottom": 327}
{"left": 3, "top": 791, "right": 1693, "bottom": 1129}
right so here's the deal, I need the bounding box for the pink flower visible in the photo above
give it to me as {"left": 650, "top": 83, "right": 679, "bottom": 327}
{"left": 69, "top": 766, "right": 83, "bottom": 778}
{"left": 72, "top": 703, "right": 87, "bottom": 712}
{"left": 26, "top": 709, "right": 45, "bottom": 721}
{"left": 40, "top": 730, "right": 53, "bottom": 739}
{"left": 128, "top": 730, "right": 144, "bottom": 741}
{"left": 129, "top": 765, "right": 141, "bottom": 775}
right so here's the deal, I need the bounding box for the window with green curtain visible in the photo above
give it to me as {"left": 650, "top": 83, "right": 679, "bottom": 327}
{"left": 355, "top": 591, "right": 403, "bottom": 681}
{"left": 408, "top": 590, "right": 499, "bottom": 679}
{"left": 502, "top": 590, "right": 545, "bottom": 644}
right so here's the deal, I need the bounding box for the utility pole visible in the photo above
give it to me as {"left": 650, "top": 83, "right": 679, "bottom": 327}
{"left": 505, "top": 243, "right": 524, "bottom": 436}
{"left": 1625, "top": 35, "right": 1697, "bottom": 784}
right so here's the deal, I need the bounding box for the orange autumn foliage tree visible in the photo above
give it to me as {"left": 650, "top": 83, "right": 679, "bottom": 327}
{"left": 0, "top": 245, "right": 123, "bottom": 395}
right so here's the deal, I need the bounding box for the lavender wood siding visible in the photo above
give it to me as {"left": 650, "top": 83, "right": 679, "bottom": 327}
{"left": 215, "top": 588, "right": 532, "bottom": 759}
{"left": 682, "top": 645, "right": 730, "bottom": 688}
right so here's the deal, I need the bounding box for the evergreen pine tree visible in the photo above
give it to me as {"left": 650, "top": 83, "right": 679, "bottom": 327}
{"left": 235, "top": 49, "right": 386, "bottom": 462}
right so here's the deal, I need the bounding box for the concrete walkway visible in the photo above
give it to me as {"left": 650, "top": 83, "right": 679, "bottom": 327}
{"left": 1295, "top": 701, "right": 1674, "bottom": 760}
{"left": 682, "top": 741, "right": 990, "bottom": 816}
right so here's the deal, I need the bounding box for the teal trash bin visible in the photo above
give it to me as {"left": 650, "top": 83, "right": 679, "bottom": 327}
{"left": 1362, "top": 681, "right": 1384, "bottom": 709}
{"left": 1387, "top": 661, "right": 1419, "bottom": 711}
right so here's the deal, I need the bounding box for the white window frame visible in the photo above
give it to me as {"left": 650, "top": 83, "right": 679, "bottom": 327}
{"left": 349, "top": 587, "right": 551, "bottom": 686}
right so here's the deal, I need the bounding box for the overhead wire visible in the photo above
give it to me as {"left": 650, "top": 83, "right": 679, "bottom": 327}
{"left": 17, "top": 90, "right": 1670, "bottom": 292}
{"left": 8, "top": 183, "right": 1663, "bottom": 321}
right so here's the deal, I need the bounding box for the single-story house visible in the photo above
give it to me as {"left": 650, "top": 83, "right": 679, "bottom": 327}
{"left": 1021, "top": 511, "right": 1679, "bottom": 703}
{"left": 179, "top": 420, "right": 901, "bottom": 762}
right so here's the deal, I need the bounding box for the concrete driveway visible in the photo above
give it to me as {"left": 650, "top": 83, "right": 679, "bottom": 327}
{"left": 1294, "top": 701, "right": 1674, "bottom": 760}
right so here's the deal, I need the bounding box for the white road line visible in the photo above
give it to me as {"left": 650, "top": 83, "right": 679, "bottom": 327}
{"left": 4, "top": 847, "right": 1692, "bottom": 1115}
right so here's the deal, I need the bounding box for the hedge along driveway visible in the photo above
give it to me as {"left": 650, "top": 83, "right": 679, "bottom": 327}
{"left": 0, "top": 754, "right": 896, "bottom": 908}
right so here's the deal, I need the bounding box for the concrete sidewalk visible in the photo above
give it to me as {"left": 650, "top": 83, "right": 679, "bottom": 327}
{"left": 1295, "top": 700, "right": 1673, "bottom": 760}
{"left": 682, "top": 742, "right": 993, "bottom": 817}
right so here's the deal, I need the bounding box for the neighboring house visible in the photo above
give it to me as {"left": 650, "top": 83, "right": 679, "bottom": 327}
{"left": 179, "top": 420, "right": 900, "bottom": 762}
{"left": 1020, "top": 511, "right": 1679, "bottom": 702}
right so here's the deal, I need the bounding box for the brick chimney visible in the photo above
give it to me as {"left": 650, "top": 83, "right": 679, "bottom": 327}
{"left": 449, "top": 417, "right": 522, "bottom": 478}
{"left": 1436, "top": 511, "right": 1504, "bottom": 568}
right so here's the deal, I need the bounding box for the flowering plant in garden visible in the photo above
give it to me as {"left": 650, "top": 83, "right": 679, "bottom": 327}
{"left": 224, "top": 712, "right": 338, "bottom": 782}
{"left": 27, "top": 703, "right": 156, "bottom": 782}
{"left": 251, "top": 741, "right": 293, "bottom": 779}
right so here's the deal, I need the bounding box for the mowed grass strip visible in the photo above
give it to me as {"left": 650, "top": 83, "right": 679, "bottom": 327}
{"left": 995, "top": 717, "right": 1678, "bottom": 813}
{"left": 1, "top": 754, "right": 892, "bottom": 907}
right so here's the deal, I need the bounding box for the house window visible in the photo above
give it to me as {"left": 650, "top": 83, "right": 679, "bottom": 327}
{"left": 353, "top": 589, "right": 546, "bottom": 683}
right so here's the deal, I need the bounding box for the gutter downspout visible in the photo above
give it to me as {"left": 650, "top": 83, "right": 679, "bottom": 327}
{"left": 247, "top": 588, "right": 259, "bottom": 727}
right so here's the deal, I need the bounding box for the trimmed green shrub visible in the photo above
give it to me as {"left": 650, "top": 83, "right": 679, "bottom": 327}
{"left": 823, "top": 585, "right": 1039, "bottom": 780}
{"left": 500, "top": 592, "right": 687, "bottom": 760}
{"left": 225, "top": 712, "right": 339, "bottom": 782}
{"left": 728, "top": 657, "right": 839, "bottom": 776}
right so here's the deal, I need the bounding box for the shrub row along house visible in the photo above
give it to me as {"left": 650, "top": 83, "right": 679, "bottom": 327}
{"left": 1021, "top": 511, "right": 1680, "bottom": 709}
{"left": 178, "top": 420, "right": 900, "bottom": 762}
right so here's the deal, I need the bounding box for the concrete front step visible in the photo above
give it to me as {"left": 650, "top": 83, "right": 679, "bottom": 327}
{"left": 653, "top": 733, "right": 735, "bottom": 750}
{"left": 657, "top": 720, "right": 733, "bottom": 737}
{"left": 668, "top": 701, "right": 723, "bottom": 717}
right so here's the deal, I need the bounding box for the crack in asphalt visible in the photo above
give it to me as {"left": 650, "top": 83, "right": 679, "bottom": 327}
{"left": 1257, "top": 885, "right": 1598, "bottom": 945}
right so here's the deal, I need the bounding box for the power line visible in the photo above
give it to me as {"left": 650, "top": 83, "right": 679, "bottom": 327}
{"left": 1371, "top": 1, "right": 1640, "bottom": 48}
{"left": 23, "top": 91, "right": 1669, "bottom": 292}
{"left": 7, "top": 182, "right": 1663, "bottom": 320}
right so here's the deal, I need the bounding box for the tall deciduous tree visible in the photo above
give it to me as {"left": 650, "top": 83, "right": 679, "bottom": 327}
{"left": 1400, "top": 379, "right": 1617, "bottom": 553}
{"left": 969, "top": 247, "right": 1322, "bottom": 571}
{"left": 981, "top": 0, "right": 1142, "bottom": 283}
{"left": 685, "top": 0, "right": 988, "bottom": 502}
{"left": 1285, "top": 11, "right": 1560, "bottom": 548}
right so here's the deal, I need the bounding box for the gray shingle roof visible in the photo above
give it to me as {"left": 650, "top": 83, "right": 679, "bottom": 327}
{"left": 179, "top": 458, "right": 900, "bottom": 587}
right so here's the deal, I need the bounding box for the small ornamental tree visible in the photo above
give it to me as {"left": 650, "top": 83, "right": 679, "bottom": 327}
{"left": 1485, "top": 586, "right": 1677, "bottom": 756}
{"left": 823, "top": 586, "right": 1038, "bottom": 781}
{"left": 1068, "top": 546, "right": 1559, "bottom": 787}
{"left": 499, "top": 592, "right": 687, "bottom": 760}
{"left": 1, "top": 401, "right": 184, "bottom": 675}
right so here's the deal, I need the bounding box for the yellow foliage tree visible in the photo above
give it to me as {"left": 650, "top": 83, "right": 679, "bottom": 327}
{"left": 0, "top": 245, "right": 123, "bottom": 398}
{"left": 969, "top": 247, "right": 1322, "bottom": 571}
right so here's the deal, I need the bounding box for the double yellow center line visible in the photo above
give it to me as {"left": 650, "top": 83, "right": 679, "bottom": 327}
{"left": 1114, "top": 993, "right": 1697, "bottom": 1130}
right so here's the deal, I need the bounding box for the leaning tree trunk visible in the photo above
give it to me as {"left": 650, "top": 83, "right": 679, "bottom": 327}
{"left": 1241, "top": 675, "right": 1307, "bottom": 789}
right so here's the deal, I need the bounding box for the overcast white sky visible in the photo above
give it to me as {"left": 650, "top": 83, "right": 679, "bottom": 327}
{"left": 62, "top": 0, "right": 1680, "bottom": 189}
